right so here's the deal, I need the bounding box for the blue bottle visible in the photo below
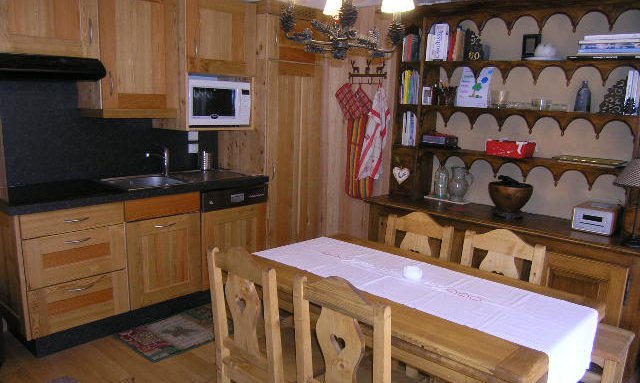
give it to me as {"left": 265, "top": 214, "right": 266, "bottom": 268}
{"left": 574, "top": 81, "right": 591, "bottom": 112}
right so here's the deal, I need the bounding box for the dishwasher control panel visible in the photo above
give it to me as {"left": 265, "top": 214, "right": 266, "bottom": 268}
{"left": 202, "top": 184, "right": 268, "bottom": 212}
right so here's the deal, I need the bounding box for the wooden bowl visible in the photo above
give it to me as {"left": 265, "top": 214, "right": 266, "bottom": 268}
{"left": 488, "top": 182, "right": 533, "bottom": 214}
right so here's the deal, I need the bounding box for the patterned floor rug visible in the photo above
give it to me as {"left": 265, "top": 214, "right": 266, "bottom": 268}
{"left": 116, "top": 304, "right": 214, "bottom": 362}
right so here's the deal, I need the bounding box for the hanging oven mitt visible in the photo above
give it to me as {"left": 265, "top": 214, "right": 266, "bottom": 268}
{"left": 335, "top": 83, "right": 359, "bottom": 119}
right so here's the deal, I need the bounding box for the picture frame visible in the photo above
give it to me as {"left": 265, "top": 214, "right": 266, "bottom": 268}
{"left": 421, "top": 86, "right": 432, "bottom": 105}
{"left": 521, "top": 34, "right": 541, "bottom": 59}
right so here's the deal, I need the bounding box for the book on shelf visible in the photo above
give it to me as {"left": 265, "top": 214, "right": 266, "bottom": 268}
{"left": 402, "top": 111, "right": 417, "bottom": 146}
{"left": 625, "top": 69, "right": 640, "bottom": 114}
{"left": 402, "top": 33, "right": 421, "bottom": 62}
{"left": 425, "top": 23, "right": 449, "bottom": 61}
{"left": 575, "top": 51, "right": 640, "bottom": 56}
{"left": 579, "top": 42, "right": 640, "bottom": 50}
{"left": 579, "top": 39, "right": 640, "bottom": 44}
{"left": 567, "top": 55, "right": 640, "bottom": 60}
{"left": 583, "top": 33, "right": 640, "bottom": 41}
{"left": 400, "top": 70, "right": 420, "bottom": 105}
{"left": 577, "top": 48, "right": 640, "bottom": 54}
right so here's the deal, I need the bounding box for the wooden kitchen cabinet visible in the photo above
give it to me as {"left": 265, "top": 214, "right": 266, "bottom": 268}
{"left": 27, "top": 270, "right": 129, "bottom": 338}
{"left": 185, "top": 0, "right": 256, "bottom": 76}
{"left": 201, "top": 203, "right": 266, "bottom": 289}
{"left": 265, "top": 60, "right": 323, "bottom": 248}
{"left": 78, "top": 0, "right": 179, "bottom": 119}
{"left": 126, "top": 212, "right": 201, "bottom": 309}
{"left": 0, "top": 202, "right": 127, "bottom": 341}
{"left": 0, "top": 0, "right": 99, "bottom": 58}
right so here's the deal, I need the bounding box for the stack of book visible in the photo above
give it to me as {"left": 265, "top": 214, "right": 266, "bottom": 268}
{"left": 624, "top": 69, "right": 639, "bottom": 115}
{"left": 401, "top": 111, "right": 417, "bottom": 146}
{"left": 425, "top": 23, "right": 474, "bottom": 62}
{"left": 572, "top": 33, "right": 640, "bottom": 59}
{"left": 400, "top": 70, "right": 420, "bottom": 104}
{"left": 402, "top": 33, "right": 421, "bottom": 62}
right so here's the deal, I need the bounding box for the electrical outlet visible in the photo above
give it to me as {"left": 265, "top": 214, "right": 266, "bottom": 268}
{"left": 188, "top": 143, "right": 199, "bottom": 154}
{"left": 188, "top": 131, "right": 199, "bottom": 141}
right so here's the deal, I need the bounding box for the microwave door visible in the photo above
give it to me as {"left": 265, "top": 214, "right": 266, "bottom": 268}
{"left": 192, "top": 87, "right": 235, "bottom": 121}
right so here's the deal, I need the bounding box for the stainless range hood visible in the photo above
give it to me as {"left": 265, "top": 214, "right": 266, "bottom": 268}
{"left": 0, "top": 52, "right": 106, "bottom": 81}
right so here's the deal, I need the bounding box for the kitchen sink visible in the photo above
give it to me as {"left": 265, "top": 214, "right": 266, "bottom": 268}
{"left": 99, "top": 175, "right": 185, "bottom": 191}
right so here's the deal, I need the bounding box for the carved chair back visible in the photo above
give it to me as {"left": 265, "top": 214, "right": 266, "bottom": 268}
{"left": 207, "top": 246, "right": 284, "bottom": 383}
{"left": 384, "top": 212, "right": 454, "bottom": 261}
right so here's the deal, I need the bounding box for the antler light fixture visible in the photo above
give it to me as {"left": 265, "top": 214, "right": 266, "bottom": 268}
{"left": 280, "top": 0, "right": 415, "bottom": 60}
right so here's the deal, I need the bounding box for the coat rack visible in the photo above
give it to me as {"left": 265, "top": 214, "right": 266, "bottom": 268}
{"left": 349, "top": 59, "right": 387, "bottom": 85}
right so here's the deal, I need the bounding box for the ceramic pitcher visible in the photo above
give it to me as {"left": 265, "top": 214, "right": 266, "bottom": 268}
{"left": 433, "top": 164, "right": 449, "bottom": 199}
{"left": 447, "top": 167, "right": 473, "bottom": 202}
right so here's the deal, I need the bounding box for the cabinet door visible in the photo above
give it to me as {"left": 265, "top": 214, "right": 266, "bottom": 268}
{"left": 0, "top": 0, "right": 99, "bottom": 58}
{"left": 201, "top": 203, "right": 266, "bottom": 289}
{"left": 266, "top": 61, "right": 322, "bottom": 247}
{"left": 545, "top": 252, "right": 628, "bottom": 326}
{"left": 127, "top": 212, "right": 201, "bottom": 309}
{"left": 87, "top": 0, "right": 178, "bottom": 117}
{"left": 186, "top": 0, "right": 256, "bottom": 76}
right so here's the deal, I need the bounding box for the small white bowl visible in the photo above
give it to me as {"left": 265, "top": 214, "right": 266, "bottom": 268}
{"left": 403, "top": 265, "right": 423, "bottom": 281}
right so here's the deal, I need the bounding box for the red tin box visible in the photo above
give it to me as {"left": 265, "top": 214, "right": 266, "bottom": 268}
{"left": 486, "top": 140, "right": 536, "bottom": 159}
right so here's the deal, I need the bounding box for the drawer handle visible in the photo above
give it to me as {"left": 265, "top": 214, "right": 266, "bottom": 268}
{"left": 65, "top": 237, "right": 91, "bottom": 245}
{"left": 154, "top": 222, "right": 176, "bottom": 229}
{"left": 67, "top": 282, "right": 96, "bottom": 292}
{"left": 63, "top": 217, "right": 90, "bottom": 224}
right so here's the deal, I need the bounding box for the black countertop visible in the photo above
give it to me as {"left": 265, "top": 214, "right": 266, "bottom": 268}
{"left": 0, "top": 170, "right": 269, "bottom": 215}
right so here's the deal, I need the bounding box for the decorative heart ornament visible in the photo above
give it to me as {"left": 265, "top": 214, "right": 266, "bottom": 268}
{"left": 393, "top": 166, "right": 410, "bottom": 184}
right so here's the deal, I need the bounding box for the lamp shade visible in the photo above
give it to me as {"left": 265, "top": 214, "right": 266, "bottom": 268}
{"left": 381, "top": 0, "right": 415, "bottom": 13}
{"left": 615, "top": 158, "right": 640, "bottom": 187}
{"left": 323, "top": 0, "right": 342, "bottom": 16}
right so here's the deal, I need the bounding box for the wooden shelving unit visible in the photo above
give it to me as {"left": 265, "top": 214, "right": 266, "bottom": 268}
{"left": 421, "top": 147, "right": 622, "bottom": 189}
{"left": 423, "top": 59, "right": 640, "bottom": 85}
{"left": 389, "top": 0, "right": 640, "bottom": 200}
{"left": 422, "top": 105, "right": 638, "bottom": 137}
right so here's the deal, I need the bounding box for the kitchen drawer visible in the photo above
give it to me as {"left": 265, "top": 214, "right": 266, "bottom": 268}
{"left": 27, "top": 270, "right": 129, "bottom": 338}
{"left": 22, "top": 224, "right": 126, "bottom": 290}
{"left": 20, "top": 203, "right": 124, "bottom": 239}
{"left": 124, "top": 192, "right": 200, "bottom": 222}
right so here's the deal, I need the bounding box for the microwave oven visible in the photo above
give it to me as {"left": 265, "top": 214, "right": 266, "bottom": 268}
{"left": 188, "top": 75, "right": 251, "bottom": 126}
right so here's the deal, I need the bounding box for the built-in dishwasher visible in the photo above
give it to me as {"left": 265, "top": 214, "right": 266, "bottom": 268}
{"left": 201, "top": 183, "right": 268, "bottom": 286}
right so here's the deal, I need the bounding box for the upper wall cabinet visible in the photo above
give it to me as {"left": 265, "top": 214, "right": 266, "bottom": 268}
{"left": 185, "top": 0, "right": 256, "bottom": 76}
{"left": 78, "top": 0, "right": 179, "bottom": 119}
{"left": 0, "top": 0, "right": 99, "bottom": 58}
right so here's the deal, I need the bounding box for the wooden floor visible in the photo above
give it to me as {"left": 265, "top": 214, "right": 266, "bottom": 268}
{"left": 0, "top": 331, "right": 217, "bottom": 383}
{"left": 0, "top": 330, "right": 429, "bottom": 383}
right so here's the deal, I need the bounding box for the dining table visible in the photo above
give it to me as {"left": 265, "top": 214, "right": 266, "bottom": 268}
{"left": 253, "top": 234, "right": 605, "bottom": 383}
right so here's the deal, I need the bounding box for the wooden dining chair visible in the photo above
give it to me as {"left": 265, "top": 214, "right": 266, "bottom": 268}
{"left": 384, "top": 212, "right": 454, "bottom": 261}
{"left": 207, "top": 246, "right": 286, "bottom": 383}
{"left": 293, "top": 275, "right": 422, "bottom": 383}
{"left": 460, "top": 228, "right": 547, "bottom": 284}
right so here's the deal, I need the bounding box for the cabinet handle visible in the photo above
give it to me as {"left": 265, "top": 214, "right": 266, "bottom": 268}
{"left": 88, "top": 18, "right": 93, "bottom": 44}
{"left": 108, "top": 71, "right": 114, "bottom": 96}
{"left": 65, "top": 237, "right": 91, "bottom": 245}
{"left": 154, "top": 222, "right": 176, "bottom": 229}
{"left": 195, "top": 38, "right": 199, "bottom": 58}
{"left": 67, "top": 281, "right": 96, "bottom": 292}
{"left": 64, "top": 217, "right": 90, "bottom": 224}
{"left": 274, "top": 24, "right": 278, "bottom": 47}
{"left": 272, "top": 161, "right": 276, "bottom": 181}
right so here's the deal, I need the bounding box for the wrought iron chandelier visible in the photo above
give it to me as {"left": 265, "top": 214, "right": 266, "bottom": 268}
{"left": 280, "top": 0, "right": 415, "bottom": 60}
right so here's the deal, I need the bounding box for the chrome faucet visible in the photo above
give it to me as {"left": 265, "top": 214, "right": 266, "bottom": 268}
{"left": 145, "top": 145, "right": 170, "bottom": 177}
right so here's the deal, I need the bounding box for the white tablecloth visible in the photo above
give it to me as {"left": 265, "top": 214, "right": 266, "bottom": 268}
{"left": 255, "top": 237, "right": 598, "bottom": 383}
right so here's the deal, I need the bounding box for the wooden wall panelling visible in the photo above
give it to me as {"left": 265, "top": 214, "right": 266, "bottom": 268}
{"left": 0, "top": 0, "right": 99, "bottom": 58}
{"left": 0, "top": 213, "right": 30, "bottom": 339}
